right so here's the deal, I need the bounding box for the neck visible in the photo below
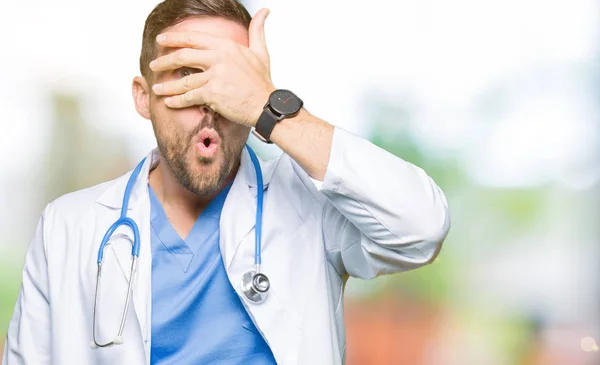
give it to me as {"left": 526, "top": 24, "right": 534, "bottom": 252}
{"left": 148, "top": 156, "right": 239, "bottom": 222}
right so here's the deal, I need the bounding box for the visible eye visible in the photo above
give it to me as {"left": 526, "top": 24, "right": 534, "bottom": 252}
{"left": 176, "top": 67, "right": 202, "bottom": 78}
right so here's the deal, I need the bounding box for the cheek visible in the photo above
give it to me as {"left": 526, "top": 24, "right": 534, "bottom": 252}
{"left": 150, "top": 101, "right": 200, "bottom": 133}
{"left": 220, "top": 119, "right": 250, "bottom": 143}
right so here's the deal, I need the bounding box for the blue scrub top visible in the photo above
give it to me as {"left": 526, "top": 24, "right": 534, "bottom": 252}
{"left": 148, "top": 182, "right": 276, "bottom": 365}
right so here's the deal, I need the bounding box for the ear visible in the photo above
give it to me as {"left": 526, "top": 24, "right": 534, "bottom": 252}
{"left": 132, "top": 76, "right": 151, "bottom": 120}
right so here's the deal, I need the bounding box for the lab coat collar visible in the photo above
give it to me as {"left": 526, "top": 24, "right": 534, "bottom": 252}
{"left": 221, "top": 147, "right": 264, "bottom": 270}
{"left": 94, "top": 149, "right": 157, "bottom": 210}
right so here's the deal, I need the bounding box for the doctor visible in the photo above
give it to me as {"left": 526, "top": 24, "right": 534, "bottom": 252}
{"left": 3, "top": 0, "right": 450, "bottom": 364}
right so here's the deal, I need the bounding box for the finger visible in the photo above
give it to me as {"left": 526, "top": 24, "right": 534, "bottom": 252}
{"left": 164, "top": 87, "right": 209, "bottom": 109}
{"left": 156, "top": 31, "right": 223, "bottom": 50}
{"left": 152, "top": 71, "right": 210, "bottom": 96}
{"left": 249, "top": 8, "right": 270, "bottom": 66}
{"left": 150, "top": 48, "right": 215, "bottom": 72}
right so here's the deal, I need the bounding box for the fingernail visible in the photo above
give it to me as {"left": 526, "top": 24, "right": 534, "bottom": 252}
{"left": 149, "top": 60, "right": 157, "bottom": 69}
{"left": 165, "top": 97, "right": 172, "bottom": 105}
{"left": 156, "top": 34, "right": 166, "bottom": 42}
{"left": 152, "top": 84, "right": 162, "bottom": 92}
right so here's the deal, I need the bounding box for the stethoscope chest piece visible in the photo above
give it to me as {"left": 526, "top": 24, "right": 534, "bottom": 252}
{"left": 241, "top": 269, "right": 270, "bottom": 304}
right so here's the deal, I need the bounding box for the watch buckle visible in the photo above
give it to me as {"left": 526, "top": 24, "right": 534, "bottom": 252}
{"left": 252, "top": 129, "right": 274, "bottom": 144}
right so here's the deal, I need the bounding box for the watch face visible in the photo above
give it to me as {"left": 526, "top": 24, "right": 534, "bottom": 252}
{"left": 269, "top": 89, "right": 303, "bottom": 116}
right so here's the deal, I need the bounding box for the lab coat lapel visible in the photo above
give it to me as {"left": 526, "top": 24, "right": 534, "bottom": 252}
{"left": 127, "top": 185, "right": 152, "bottom": 350}
{"left": 221, "top": 147, "right": 259, "bottom": 270}
{"left": 221, "top": 150, "right": 305, "bottom": 365}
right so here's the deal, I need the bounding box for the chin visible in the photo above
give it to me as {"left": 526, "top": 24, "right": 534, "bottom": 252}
{"left": 191, "top": 149, "right": 227, "bottom": 174}
{"left": 184, "top": 159, "right": 228, "bottom": 195}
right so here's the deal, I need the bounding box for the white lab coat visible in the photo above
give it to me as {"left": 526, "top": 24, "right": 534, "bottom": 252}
{"left": 3, "top": 127, "right": 450, "bottom": 365}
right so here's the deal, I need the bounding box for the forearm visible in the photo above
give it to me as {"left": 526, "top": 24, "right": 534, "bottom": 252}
{"left": 269, "top": 108, "right": 334, "bottom": 181}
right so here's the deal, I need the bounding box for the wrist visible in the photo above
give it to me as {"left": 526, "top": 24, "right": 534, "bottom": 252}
{"left": 251, "top": 86, "right": 276, "bottom": 127}
{"left": 269, "top": 108, "right": 309, "bottom": 142}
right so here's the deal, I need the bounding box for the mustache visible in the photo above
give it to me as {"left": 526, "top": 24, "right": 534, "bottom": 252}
{"left": 188, "top": 114, "right": 223, "bottom": 141}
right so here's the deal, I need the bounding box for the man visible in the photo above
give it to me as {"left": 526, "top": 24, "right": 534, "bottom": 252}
{"left": 2, "top": 0, "right": 450, "bottom": 364}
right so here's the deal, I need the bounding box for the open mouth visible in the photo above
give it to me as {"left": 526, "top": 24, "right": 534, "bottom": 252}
{"left": 194, "top": 129, "right": 221, "bottom": 158}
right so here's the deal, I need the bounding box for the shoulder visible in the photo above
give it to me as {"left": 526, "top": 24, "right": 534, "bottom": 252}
{"left": 42, "top": 177, "right": 120, "bottom": 225}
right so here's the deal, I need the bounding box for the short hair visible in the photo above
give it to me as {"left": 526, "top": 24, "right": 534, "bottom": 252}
{"left": 139, "top": 0, "right": 252, "bottom": 81}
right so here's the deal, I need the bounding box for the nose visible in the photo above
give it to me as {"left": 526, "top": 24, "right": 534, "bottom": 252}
{"left": 199, "top": 105, "right": 212, "bottom": 114}
{"left": 199, "top": 105, "right": 221, "bottom": 121}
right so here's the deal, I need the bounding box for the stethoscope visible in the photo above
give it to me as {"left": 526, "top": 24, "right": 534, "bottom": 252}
{"left": 91, "top": 144, "right": 269, "bottom": 349}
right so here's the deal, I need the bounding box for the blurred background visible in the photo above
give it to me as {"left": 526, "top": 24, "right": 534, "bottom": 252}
{"left": 1, "top": 0, "right": 598, "bottom": 364}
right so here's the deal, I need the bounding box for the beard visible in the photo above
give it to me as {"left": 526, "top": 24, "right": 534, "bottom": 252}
{"left": 152, "top": 113, "right": 245, "bottom": 196}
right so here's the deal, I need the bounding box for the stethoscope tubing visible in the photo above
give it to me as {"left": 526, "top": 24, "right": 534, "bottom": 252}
{"left": 92, "top": 144, "right": 267, "bottom": 347}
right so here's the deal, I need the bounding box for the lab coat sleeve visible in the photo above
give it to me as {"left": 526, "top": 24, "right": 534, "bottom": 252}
{"left": 315, "top": 127, "right": 450, "bottom": 279}
{"left": 2, "top": 204, "right": 52, "bottom": 365}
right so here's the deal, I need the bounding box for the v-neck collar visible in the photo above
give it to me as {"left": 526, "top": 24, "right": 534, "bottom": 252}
{"left": 148, "top": 182, "right": 233, "bottom": 272}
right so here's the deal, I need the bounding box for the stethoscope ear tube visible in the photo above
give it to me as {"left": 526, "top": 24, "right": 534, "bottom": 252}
{"left": 92, "top": 247, "right": 138, "bottom": 348}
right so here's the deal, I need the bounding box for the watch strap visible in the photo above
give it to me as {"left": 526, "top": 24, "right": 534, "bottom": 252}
{"left": 254, "top": 107, "right": 279, "bottom": 144}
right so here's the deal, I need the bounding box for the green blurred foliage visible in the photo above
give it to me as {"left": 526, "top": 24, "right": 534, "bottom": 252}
{"left": 0, "top": 259, "right": 22, "bottom": 334}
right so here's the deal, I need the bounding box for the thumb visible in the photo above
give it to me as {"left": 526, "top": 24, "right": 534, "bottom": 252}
{"left": 249, "top": 8, "right": 270, "bottom": 66}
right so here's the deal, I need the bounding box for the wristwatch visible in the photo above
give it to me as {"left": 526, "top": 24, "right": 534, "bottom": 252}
{"left": 252, "top": 89, "right": 303, "bottom": 143}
